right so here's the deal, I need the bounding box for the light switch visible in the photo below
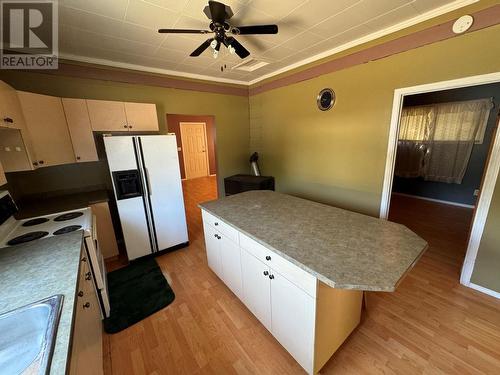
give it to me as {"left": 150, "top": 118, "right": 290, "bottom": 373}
{"left": 473, "top": 189, "right": 480, "bottom": 197}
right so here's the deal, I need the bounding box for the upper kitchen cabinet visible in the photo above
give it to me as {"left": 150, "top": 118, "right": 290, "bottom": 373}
{"left": 0, "top": 81, "right": 26, "bottom": 130}
{"left": 17, "top": 91, "right": 76, "bottom": 168}
{"left": 87, "top": 99, "right": 128, "bottom": 131}
{"left": 0, "top": 160, "right": 6, "bottom": 186}
{"left": 87, "top": 99, "right": 159, "bottom": 132}
{"left": 62, "top": 98, "right": 98, "bottom": 163}
{"left": 123, "top": 102, "right": 159, "bottom": 131}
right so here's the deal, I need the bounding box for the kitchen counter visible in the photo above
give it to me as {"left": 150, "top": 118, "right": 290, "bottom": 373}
{"left": 0, "top": 231, "right": 84, "bottom": 374}
{"left": 14, "top": 189, "right": 109, "bottom": 219}
{"left": 199, "top": 190, "right": 427, "bottom": 292}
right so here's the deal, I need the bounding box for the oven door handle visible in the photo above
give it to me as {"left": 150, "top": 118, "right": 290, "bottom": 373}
{"left": 92, "top": 214, "right": 97, "bottom": 241}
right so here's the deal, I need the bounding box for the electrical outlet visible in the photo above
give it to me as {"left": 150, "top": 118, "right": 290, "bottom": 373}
{"left": 473, "top": 189, "right": 480, "bottom": 197}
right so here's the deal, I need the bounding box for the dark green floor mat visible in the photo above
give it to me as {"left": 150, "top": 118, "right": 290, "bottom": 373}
{"left": 104, "top": 257, "right": 175, "bottom": 334}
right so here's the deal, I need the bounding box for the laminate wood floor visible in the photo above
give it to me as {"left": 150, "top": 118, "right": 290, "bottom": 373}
{"left": 104, "top": 183, "right": 500, "bottom": 375}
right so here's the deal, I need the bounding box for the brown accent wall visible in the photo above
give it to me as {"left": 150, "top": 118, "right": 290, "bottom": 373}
{"left": 166, "top": 114, "right": 217, "bottom": 179}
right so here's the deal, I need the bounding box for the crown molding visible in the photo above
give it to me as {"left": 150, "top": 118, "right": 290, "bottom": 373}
{"left": 58, "top": 53, "right": 249, "bottom": 86}
{"left": 247, "top": 0, "right": 479, "bottom": 86}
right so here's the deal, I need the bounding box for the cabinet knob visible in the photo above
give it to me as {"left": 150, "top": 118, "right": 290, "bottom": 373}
{"left": 39, "top": 160, "right": 44, "bottom": 165}
{"left": 214, "top": 222, "right": 218, "bottom": 226}
{"left": 76, "top": 156, "right": 81, "bottom": 160}
{"left": 124, "top": 125, "right": 128, "bottom": 128}
{"left": 217, "top": 235, "right": 221, "bottom": 239}
{"left": 85, "top": 271, "right": 91, "bottom": 280}
{"left": 3, "top": 117, "right": 13, "bottom": 123}
{"left": 265, "top": 255, "right": 271, "bottom": 261}
{"left": 263, "top": 271, "right": 269, "bottom": 276}
{"left": 33, "top": 161, "right": 38, "bottom": 166}
{"left": 78, "top": 291, "right": 84, "bottom": 297}
{"left": 269, "top": 274, "right": 274, "bottom": 280}
{"left": 214, "top": 234, "right": 217, "bottom": 238}
{"left": 128, "top": 125, "right": 132, "bottom": 129}
{"left": 81, "top": 257, "right": 87, "bottom": 262}
{"left": 83, "top": 302, "right": 91, "bottom": 309}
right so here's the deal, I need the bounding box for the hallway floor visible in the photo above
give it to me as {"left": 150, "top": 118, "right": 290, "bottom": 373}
{"left": 104, "top": 182, "right": 500, "bottom": 374}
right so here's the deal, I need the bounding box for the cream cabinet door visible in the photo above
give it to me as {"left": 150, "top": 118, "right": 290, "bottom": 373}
{"left": 241, "top": 249, "right": 272, "bottom": 331}
{"left": 270, "top": 270, "right": 315, "bottom": 374}
{"left": 0, "top": 160, "right": 6, "bottom": 185}
{"left": 124, "top": 102, "right": 159, "bottom": 131}
{"left": 62, "top": 98, "right": 98, "bottom": 162}
{"left": 17, "top": 91, "right": 75, "bottom": 167}
{"left": 87, "top": 99, "right": 128, "bottom": 131}
{"left": 0, "top": 81, "right": 26, "bottom": 130}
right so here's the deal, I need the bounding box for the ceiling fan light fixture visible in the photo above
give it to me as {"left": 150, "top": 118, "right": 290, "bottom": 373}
{"left": 212, "top": 49, "right": 219, "bottom": 58}
{"left": 228, "top": 45, "right": 235, "bottom": 54}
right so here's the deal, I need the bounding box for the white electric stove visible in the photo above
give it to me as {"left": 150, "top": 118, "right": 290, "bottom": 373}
{"left": 0, "top": 191, "right": 110, "bottom": 318}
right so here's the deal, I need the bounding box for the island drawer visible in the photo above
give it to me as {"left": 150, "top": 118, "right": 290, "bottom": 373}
{"left": 201, "top": 210, "right": 239, "bottom": 244}
{"left": 239, "top": 232, "right": 317, "bottom": 297}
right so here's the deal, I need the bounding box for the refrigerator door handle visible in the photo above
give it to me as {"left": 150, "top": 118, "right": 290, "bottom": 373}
{"left": 145, "top": 168, "right": 153, "bottom": 196}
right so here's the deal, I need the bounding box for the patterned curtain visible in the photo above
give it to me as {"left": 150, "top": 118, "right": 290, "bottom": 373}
{"left": 395, "top": 98, "right": 493, "bottom": 184}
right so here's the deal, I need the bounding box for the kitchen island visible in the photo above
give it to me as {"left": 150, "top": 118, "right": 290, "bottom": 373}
{"left": 199, "top": 190, "right": 427, "bottom": 374}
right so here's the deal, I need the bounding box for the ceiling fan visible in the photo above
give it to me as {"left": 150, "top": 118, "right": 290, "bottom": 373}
{"left": 158, "top": 0, "right": 278, "bottom": 59}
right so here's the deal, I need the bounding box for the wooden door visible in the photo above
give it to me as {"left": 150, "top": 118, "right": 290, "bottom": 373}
{"left": 62, "top": 98, "right": 98, "bottom": 162}
{"left": 270, "top": 269, "right": 315, "bottom": 373}
{"left": 86, "top": 99, "right": 127, "bottom": 131}
{"left": 241, "top": 248, "right": 272, "bottom": 331}
{"left": 180, "top": 122, "right": 209, "bottom": 179}
{"left": 219, "top": 235, "right": 243, "bottom": 299}
{"left": 17, "top": 91, "right": 75, "bottom": 167}
{"left": 203, "top": 223, "right": 222, "bottom": 277}
{"left": 124, "top": 102, "right": 159, "bottom": 131}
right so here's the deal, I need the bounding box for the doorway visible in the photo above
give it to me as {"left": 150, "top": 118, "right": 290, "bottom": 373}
{"left": 180, "top": 122, "right": 210, "bottom": 180}
{"left": 380, "top": 73, "right": 500, "bottom": 296}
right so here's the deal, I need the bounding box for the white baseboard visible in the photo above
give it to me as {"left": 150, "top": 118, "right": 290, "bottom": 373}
{"left": 392, "top": 192, "right": 474, "bottom": 208}
{"left": 468, "top": 282, "right": 500, "bottom": 299}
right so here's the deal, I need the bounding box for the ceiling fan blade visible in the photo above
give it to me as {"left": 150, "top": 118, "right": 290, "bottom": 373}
{"left": 232, "top": 25, "right": 278, "bottom": 35}
{"left": 158, "top": 28, "right": 211, "bottom": 34}
{"left": 225, "top": 37, "right": 250, "bottom": 59}
{"left": 207, "top": 1, "right": 227, "bottom": 24}
{"left": 190, "top": 38, "right": 213, "bottom": 57}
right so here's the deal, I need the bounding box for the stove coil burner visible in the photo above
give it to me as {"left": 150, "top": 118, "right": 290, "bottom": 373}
{"left": 22, "top": 217, "right": 50, "bottom": 227}
{"left": 7, "top": 231, "right": 49, "bottom": 246}
{"left": 54, "top": 212, "right": 84, "bottom": 222}
{"left": 53, "top": 225, "right": 83, "bottom": 235}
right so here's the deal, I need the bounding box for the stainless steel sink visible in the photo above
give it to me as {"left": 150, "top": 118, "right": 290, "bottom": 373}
{"left": 0, "top": 294, "right": 63, "bottom": 375}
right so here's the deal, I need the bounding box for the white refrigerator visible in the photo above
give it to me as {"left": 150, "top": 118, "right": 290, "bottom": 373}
{"left": 104, "top": 135, "right": 188, "bottom": 260}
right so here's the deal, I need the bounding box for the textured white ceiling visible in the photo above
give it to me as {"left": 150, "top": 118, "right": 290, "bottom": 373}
{"left": 58, "top": 0, "right": 474, "bottom": 84}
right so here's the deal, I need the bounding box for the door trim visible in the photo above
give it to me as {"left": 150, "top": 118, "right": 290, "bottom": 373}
{"left": 179, "top": 122, "right": 210, "bottom": 179}
{"left": 379, "top": 71, "right": 500, "bottom": 292}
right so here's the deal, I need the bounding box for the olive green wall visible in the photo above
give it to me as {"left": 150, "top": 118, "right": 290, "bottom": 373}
{"left": 249, "top": 25, "right": 500, "bottom": 290}
{"left": 0, "top": 71, "right": 250, "bottom": 195}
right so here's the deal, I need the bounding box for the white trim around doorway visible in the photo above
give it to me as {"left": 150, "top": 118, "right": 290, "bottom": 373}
{"left": 379, "top": 71, "right": 500, "bottom": 294}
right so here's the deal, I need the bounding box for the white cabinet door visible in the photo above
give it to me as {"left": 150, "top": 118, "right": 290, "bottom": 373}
{"left": 87, "top": 99, "right": 127, "bottom": 131}
{"left": 62, "top": 98, "right": 98, "bottom": 162}
{"left": 17, "top": 91, "right": 76, "bottom": 167}
{"left": 219, "top": 235, "right": 243, "bottom": 299}
{"left": 241, "top": 249, "right": 271, "bottom": 330}
{"left": 124, "top": 102, "right": 159, "bottom": 131}
{"left": 0, "top": 160, "right": 6, "bottom": 185}
{"left": 270, "top": 270, "right": 315, "bottom": 374}
{"left": 203, "top": 223, "right": 222, "bottom": 277}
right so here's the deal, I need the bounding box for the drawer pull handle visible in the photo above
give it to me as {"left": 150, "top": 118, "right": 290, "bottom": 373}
{"left": 263, "top": 271, "right": 269, "bottom": 276}
{"left": 78, "top": 291, "right": 84, "bottom": 297}
{"left": 269, "top": 274, "right": 274, "bottom": 280}
{"left": 265, "top": 255, "right": 271, "bottom": 261}
{"left": 3, "top": 117, "right": 13, "bottom": 123}
{"left": 85, "top": 272, "right": 91, "bottom": 280}
{"left": 124, "top": 124, "right": 128, "bottom": 128}
{"left": 83, "top": 302, "right": 90, "bottom": 309}
{"left": 214, "top": 222, "right": 219, "bottom": 226}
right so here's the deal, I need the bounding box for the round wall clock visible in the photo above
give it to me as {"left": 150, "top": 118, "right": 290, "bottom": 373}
{"left": 317, "top": 88, "right": 335, "bottom": 111}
